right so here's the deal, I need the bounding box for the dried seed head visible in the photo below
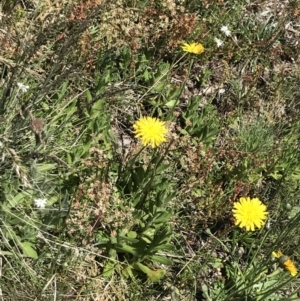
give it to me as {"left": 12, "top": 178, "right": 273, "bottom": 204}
{"left": 31, "top": 118, "right": 44, "bottom": 134}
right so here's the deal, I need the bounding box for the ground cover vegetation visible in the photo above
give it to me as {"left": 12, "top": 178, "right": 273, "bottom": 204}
{"left": 0, "top": 0, "right": 300, "bottom": 300}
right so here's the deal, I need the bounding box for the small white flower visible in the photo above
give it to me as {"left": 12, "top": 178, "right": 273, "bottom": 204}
{"left": 220, "top": 25, "right": 231, "bottom": 37}
{"left": 214, "top": 37, "right": 223, "bottom": 47}
{"left": 17, "top": 82, "right": 29, "bottom": 93}
{"left": 279, "top": 105, "right": 285, "bottom": 115}
{"left": 218, "top": 88, "right": 225, "bottom": 94}
{"left": 34, "top": 198, "right": 47, "bottom": 208}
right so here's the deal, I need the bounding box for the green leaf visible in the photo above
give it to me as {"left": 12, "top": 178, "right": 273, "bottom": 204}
{"left": 85, "top": 89, "right": 93, "bottom": 102}
{"left": 66, "top": 153, "right": 72, "bottom": 165}
{"left": 164, "top": 99, "right": 178, "bottom": 109}
{"left": 166, "top": 86, "right": 182, "bottom": 99}
{"left": 102, "top": 261, "right": 117, "bottom": 278}
{"left": 143, "top": 69, "right": 151, "bottom": 81}
{"left": 121, "top": 264, "right": 134, "bottom": 279}
{"left": 127, "top": 231, "right": 137, "bottom": 239}
{"left": 291, "top": 170, "right": 300, "bottom": 180}
{"left": 153, "top": 212, "right": 172, "bottom": 223}
{"left": 36, "top": 164, "right": 57, "bottom": 172}
{"left": 151, "top": 255, "right": 173, "bottom": 265}
{"left": 0, "top": 250, "right": 13, "bottom": 256}
{"left": 153, "top": 81, "right": 166, "bottom": 92}
{"left": 118, "top": 234, "right": 139, "bottom": 243}
{"left": 141, "top": 234, "right": 153, "bottom": 244}
{"left": 116, "top": 244, "right": 140, "bottom": 256}
{"left": 20, "top": 242, "right": 38, "bottom": 259}
{"left": 152, "top": 243, "right": 174, "bottom": 252}
{"left": 6, "top": 190, "right": 34, "bottom": 208}
{"left": 90, "top": 99, "right": 105, "bottom": 118}
{"left": 133, "top": 262, "right": 166, "bottom": 282}
{"left": 289, "top": 206, "right": 300, "bottom": 218}
{"left": 142, "top": 228, "right": 155, "bottom": 238}
{"left": 156, "top": 164, "right": 170, "bottom": 173}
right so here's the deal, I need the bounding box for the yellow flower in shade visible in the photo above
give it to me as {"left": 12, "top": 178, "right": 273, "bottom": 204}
{"left": 232, "top": 197, "right": 268, "bottom": 231}
{"left": 133, "top": 117, "right": 167, "bottom": 148}
{"left": 181, "top": 42, "right": 204, "bottom": 54}
{"left": 272, "top": 251, "right": 297, "bottom": 276}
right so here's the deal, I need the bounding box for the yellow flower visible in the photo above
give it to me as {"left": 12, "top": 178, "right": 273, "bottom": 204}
{"left": 232, "top": 197, "right": 268, "bottom": 231}
{"left": 272, "top": 251, "right": 297, "bottom": 276}
{"left": 133, "top": 117, "right": 167, "bottom": 148}
{"left": 181, "top": 42, "right": 204, "bottom": 54}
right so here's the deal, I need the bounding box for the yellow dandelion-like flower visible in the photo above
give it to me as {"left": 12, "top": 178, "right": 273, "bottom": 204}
{"left": 232, "top": 197, "right": 268, "bottom": 231}
{"left": 181, "top": 42, "right": 204, "bottom": 54}
{"left": 133, "top": 116, "right": 167, "bottom": 148}
{"left": 272, "top": 251, "right": 297, "bottom": 276}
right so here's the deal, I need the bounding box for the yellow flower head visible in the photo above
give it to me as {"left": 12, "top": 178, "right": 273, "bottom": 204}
{"left": 232, "top": 197, "right": 268, "bottom": 231}
{"left": 272, "top": 251, "right": 297, "bottom": 276}
{"left": 133, "top": 116, "right": 167, "bottom": 148}
{"left": 181, "top": 42, "right": 204, "bottom": 55}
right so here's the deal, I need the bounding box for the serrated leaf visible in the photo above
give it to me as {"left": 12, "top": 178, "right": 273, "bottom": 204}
{"left": 121, "top": 265, "right": 134, "bottom": 279}
{"left": 102, "top": 261, "right": 116, "bottom": 278}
